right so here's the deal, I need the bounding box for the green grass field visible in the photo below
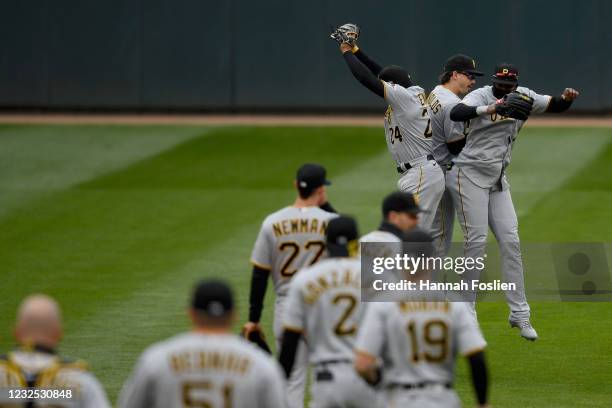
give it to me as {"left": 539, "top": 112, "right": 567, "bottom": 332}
{"left": 1, "top": 123, "right": 611, "bottom": 407}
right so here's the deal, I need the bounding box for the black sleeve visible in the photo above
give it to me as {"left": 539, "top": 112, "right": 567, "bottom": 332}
{"left": 354, "top": 48, "right": 383, "bottom": 76}
{"left": 342, "top": 51, "right": 385, "bottom": 98}
{"left": 546, "top": 95, "right": 573, "bottom": 113}
{"left": 248, "top": 266, "right": 270, "bottom": 323}
{"left": 278, "top": 330, "right": 301, "bottom": 378}
{"left": 468, "top": 351, "right": 488, "bottom": 405}
{"left": 450, "top": 103, "right": 479, "bottom": 121}
{"left": 319, "top": 201, "right": 337, "bottom": 213}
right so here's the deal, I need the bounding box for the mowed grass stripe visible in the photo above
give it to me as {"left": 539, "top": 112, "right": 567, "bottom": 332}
{"left": 0, "top": 125, "right": 209, "bottom": 219}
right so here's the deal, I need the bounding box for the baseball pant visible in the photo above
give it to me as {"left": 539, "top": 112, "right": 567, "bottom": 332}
{"left": 446, "top": 165, "right": 530, "bottom": 321}
{"left": 431, "top": 185, "right": 456, "bottom": 257}
{"left": 397, "top": 158, "right": 445, "bottom": 233}
{"left": 274, "top": 297, "right": 309, "bottom": 408}
{"left": 310, "top": 363, "right": 382, "bottom": 408}
{"left": 386, "top": 387, "right": 460, "bottom": 408}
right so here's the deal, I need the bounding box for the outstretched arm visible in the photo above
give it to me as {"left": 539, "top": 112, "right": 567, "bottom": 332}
{"left": 353, "top": 47, "right": 383, "bottom": 76}
{"left": 340, "top": 43, "right": 385, "bottom": 98}
{"left": 546, "top": 88, "right": 579, "bottom": 113}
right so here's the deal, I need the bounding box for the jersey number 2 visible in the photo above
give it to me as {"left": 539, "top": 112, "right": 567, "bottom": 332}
{"left": 279, "top": 240, "right": 325, "bottom": 277}
{"left": 332, "top": 293, "right": 358, "bottom": 336}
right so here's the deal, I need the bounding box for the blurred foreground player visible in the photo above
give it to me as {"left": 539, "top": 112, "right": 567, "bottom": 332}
{"left": 0, "top": 294, "right": 111, "bottom": 408}
{"left": 243, "top": 163, "right": 337, "bottom": 407}
{"left": 118, "top": 279, "right": 287, "bottom": 408}
{"left": 279, "top": 216, "right": 381, "bottom": 408}
{"left": 354, "top": 231, "right": 490, "bottom": 408}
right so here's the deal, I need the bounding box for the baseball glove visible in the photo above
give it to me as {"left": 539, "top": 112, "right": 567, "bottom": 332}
{"left": 330, "top": 23, "right": 360, "bottom": 47}
{"left": 241, "top": 323, "right": 271, "bottom": 354}
{"left": 495, "top": 91, "right": 534, "bottom": 120}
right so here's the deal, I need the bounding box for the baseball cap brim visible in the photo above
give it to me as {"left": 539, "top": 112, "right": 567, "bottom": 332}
{"left": 492, "top": 76, "right": 518, "bottom": 85}
{"left": 466, "top": 69, "right": 484, "bottom": 76}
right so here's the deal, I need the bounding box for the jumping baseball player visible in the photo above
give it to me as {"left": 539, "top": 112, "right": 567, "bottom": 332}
{"left": 279, "top": 215, "right": 381, "bottom": 408}
{"left": 0, "top": 294, "right": 111, "bottom": 408}
{"left": 447, "top": 63, "right": 580, "bottom": 340}
{"left": 354, "top": 230, "right": 490, "bottom": 408}
{"left": 331, "top": 23, "right": 444, "bottom": 232}
{"left": 427, "top": 54, "right": 484, "bottom": 255}
{"left": 243, "top": 163, "right": 338, "bottom": 408}
{"left": 118, "top": 279, "right": 287, "bottom": 408}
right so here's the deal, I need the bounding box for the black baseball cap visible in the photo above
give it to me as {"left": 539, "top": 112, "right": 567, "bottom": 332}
{"left": 191, "top": 279, "right": 234, "bottom": 317}
{"left": 379, "top": 65, "right": 412, "bottom": 88}
{"left": 382, "top": 191, "right": 422, "bottom": 217}
{"left": 492, "top": 63, "right": 519, "bottom": 85}
{"left": 296, "top": 163, "right": 331, "bottom": 191}
{"left": 326, "top": 215, "right": 359, "bottom": 257}
{"left": 443, "top": 54, "right": 484, "bottom": 76}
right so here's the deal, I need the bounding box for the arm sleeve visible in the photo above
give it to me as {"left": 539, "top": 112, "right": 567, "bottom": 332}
{"left": 117, "top": 352, "right": 155, "bottom": 408}
{"left": 454, "top": 303, "right": 487, "bottom": 356}
{"left": 250, "top": 222, "right": 272, "bottom": 270}
{"left": 278, "top": 330, "right": 301, "bottom": 378}
{"left": 468, "top": 351, "right": 489, "bottom": 405}
{"left": 522, "top": 88, "right": 552, "bottom": 114}
{"left": 80, "top": 373, "right": 112, "bottom": 408}
{"left": 342, "top": 51, "right": 385, "bottom": 98}
{"left": 353, "top": 48, "right": 383, "bottom": 76}
{"left": 450, "top": 103, "right": 479, "bottom": 122}
{"left": 546, "top": 95, "right": 572, "bottom": 113}
{"left": 354, "top": 303, "right": 385, "bottom": 357}
{"left": 248, "top": 266, "right": 270, "bottom": 322}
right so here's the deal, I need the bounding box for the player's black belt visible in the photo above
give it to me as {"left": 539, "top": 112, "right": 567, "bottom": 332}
{"left": 397, "top": 155, "right": 434, "bottom": 174}
{"left": 389, "top": 381, "right": 453, "bottom": 390}
{"left": 314, "top": 358, "right": 352, "bottom": 366}
{"left": 314, "top": 359, "right": 352, "bottom": 382}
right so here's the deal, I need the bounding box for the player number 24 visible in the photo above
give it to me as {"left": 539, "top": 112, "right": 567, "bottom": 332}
{"left": 278, "top": 240, "right": 325, "bottom": 277}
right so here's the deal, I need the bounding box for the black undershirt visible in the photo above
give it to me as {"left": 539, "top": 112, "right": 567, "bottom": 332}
{"left": 248, "top": 266, "right": 269, "bottom": 323}
{"left": 342, "top": 51, "right": 385, "bottom": 98}
{"left": 468, "top": 351, "right": 489, "bottom": 405}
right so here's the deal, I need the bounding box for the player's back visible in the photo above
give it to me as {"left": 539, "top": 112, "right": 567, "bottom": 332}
{"left": 288, "top": 257, "right": 363, "bottom": 363}
{"left": 383, "top": 83, "right": 433, "bottom": 164}
{"left": 118, "top": 332, "right": 286, "bottom": 408}
{"left": 251, "top": 206, "right": 337, "bottom": 297}
{"left": 361, "top": 301, "right": 486, "bottom": 386}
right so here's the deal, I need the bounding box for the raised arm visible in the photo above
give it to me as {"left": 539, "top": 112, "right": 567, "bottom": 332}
{"left": 340, "top": 43, "right": 385, "bottom": 98}
{"left": 546, "top": 88, "right": 579, "bottom": 113}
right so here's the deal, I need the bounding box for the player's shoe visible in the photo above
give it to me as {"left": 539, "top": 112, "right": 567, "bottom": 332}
{"left": 509, "top": 319, "right": 538, "bottom": 341}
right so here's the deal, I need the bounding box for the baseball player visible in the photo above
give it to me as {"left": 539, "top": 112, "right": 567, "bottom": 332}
{"left": 354, "top": 230, "right": 490, "bottom": 408}
{"left": 279, "top": 215, "right": 381, "bottom": 408}
{"left": 243, "top": 163, "right": 338, "bottom": 408}
{"left": 446, "top": 63, "right": 580, "bottom": 340}
{"left": 360, "top": 191, "right": 422, "bottom": 244}
{"left": 0, "top": 294, "right": 111, "bottom": 408}
{"left": 427, "top": 54, "right": 484, "bottom": 255}
{"left": 118, "top": 279, "right": 287, "bottom": 408}
{"left": 331, "top": 23, "right": 444, "bottom": 232}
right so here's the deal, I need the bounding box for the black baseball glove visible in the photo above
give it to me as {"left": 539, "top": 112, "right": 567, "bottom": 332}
{"left": 330, "top": 23, "right": 360, "bottom": 47}
{"left": 495, "top": 91, "right": 534, "bottom": 120}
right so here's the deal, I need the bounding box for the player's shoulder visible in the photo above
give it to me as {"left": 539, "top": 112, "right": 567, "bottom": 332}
{"left": 431, "top": 85, "right": 460, "bottom": 103}
{"left": 231, "top": 336, "right": 282, "bottom": 375}
{"left": 260, "top": 206, "right": 293, "bottom": 225}
{"left": 515, "top": 85, "right": 538, "bottom": 97}
{"left": 462, "top": 86, "right": 492, "bottom": 104}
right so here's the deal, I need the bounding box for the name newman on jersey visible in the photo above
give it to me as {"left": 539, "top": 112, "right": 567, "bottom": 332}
{"left": 271, "top": 218, "right": 328, "bottom": 237}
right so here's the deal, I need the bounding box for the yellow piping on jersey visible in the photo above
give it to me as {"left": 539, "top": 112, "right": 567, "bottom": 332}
{"left": 283, "top": 325, "right": 304, "bottom": 334}
{"left": 457, "top": 169, "right": 470, "bottom": 240}
{"left": 250, "top": 260, "right": 271, "bottom": 271}
{"left": 462, "top": 347, "right": 486, "bottom": 358}
{"left": 415, "top": 167, "right": 424, "bottom": 202}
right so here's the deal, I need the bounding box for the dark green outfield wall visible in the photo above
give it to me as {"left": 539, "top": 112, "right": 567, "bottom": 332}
{"left": 1, "top": 0, "right": 610, "bottom": 112}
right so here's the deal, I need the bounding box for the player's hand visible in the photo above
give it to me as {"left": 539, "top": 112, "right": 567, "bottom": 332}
{"left": 339, "top": 43, "right": 353, "bottom": 53}
{"left": 242, "top": 321, "right": 262, "bottom": 338}
{"left": 562, "top": 88, "right": 579, "bottom": 101}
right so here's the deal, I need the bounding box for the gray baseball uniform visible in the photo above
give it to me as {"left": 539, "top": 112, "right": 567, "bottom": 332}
{"left": 283, "top": 257, "right": 381, "bottom": 408}
{"left": 251, "top": 206, "right": 337, "bottom": 408}
{"left": 118, "top": 332, "right": 287, "bottom": 408}
{"left": 0, "top": 349, "right": 110, "bottom": 408}
{"left": 427, "top": 85, "right": 467, "bottom": 256}
{"left": 383, "top": 82, "right": 445, "bottom": 231}
{"left": 355, "top": 301, "right": 486, "bottom": 408}
{"left": 447, "top": 85, "right": 551, "bottom": 320}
